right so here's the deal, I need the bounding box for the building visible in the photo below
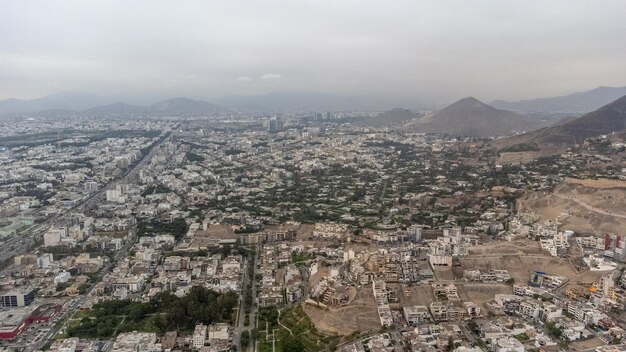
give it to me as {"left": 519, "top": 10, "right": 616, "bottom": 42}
{"left": 54, "top": 271, "right": 72, "bottom": 286}
{"left": 208, "top": 323, "right": 231, "bottom": 350}
{"left": 372, "top": 280, "right": 388, "bottom": 305}
{"left": 429, "top": 254, "right": 452, "bottom": 267}
{"left": 111, "top": 332, "right": 158, "bottom": 352}
{"left": 313, "top": 223, "right": 348, "bottom": 240}
{"left": 193, "top": 324, "right": 207, "bottom": 349}
{"left": 0, "top": 308, "right": 30, "bottom": 339}
{"left": 161, "top": 331, "right": 177, "bottom": 350}
{"left": 44, "top": 228, "right": 64, "bottom": 247}
{"left": 403, "top": 306, "right": 431, "bottom": 325}
{"left": 1, "top": 289, "right": 36, "bottom": 307}
{"left": 493, "top": 336, "right": 524, "bottom": 352}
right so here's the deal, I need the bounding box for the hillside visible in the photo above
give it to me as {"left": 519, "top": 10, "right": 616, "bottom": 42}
{"left": 148, "top": 97, "right": 225, "bottom": 115}
{"left": 0, "top": 96, "right": 227, "bottom": 117}
{"left": 83, "top": 102, "right": 146, "bottom": 115}
{"left": 354, "top": 108, "right": 418, "bottom": 128}
{"left": 406, "top": 97, "right": 538, "bottom": 137}
{"left": 499, "top": 94, "right": 626, "bottom": 150}
{"left": 492, "top": 86, "right": 626, "bottom": 114}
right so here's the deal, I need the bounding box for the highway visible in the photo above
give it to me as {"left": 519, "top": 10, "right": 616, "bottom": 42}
{"left": 0, "top": 128, "right": 173, "bottom": 267}
{"left": 1, "top": 127, "right": 174, "bottom": 348}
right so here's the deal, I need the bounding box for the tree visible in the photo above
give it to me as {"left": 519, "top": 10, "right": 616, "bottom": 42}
{"left": 282, "top": 335, "right": 305, "bottom": 352}
{"left": 240, "top": 330, "right": 250, "bottom": 348}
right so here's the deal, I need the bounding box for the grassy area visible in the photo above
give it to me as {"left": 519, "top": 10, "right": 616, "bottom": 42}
{"left": 255, "top": 305, "right": 339, "bottom": 352}
{"left": 65, "top": 287, "right": 237, "bottom": 338}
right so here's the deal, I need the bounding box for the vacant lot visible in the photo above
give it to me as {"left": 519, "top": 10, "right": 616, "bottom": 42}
{"left": 468, "top": 240, "right": 543, "bottom": 256}
{"left": 458, "top": 254, "right": 577, "bottom": 283}
{"left": 564, "top": 177, "right": 626, "bottom": 189}
{"left": 457, "top": 283, "right": 512, "bottom": 309}
{"left": 568, "top": 337, "right": 607, "bottom": 351}
{"left": 303, "top": 287, "right": 380, "bottom": 336}
{"left": 517, "top": 178, "right": 626, "bottom": 235}
{"left": 398, "top": 284, "right": 435, "bottom": 307}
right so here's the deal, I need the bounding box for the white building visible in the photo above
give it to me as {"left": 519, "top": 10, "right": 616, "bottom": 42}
{"left": 54, "top": 271, "right": 71, "bottom": 286}
{"left": 403, "top": 305, "right": 431, "bottom": 325}
{"left": 193, "top": 324, "right": 207, "bottom": 349}
{"left": 44, "top": 227, "right": 66, "bottom": 247}
{"left": 37, "top": 253, "right": 54, "bottom": 268}
{"left": 493, "top": 337, "right": 525, "bottom": 352}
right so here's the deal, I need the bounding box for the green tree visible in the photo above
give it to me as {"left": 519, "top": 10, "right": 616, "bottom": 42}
{"left": 282, "top": 335, "right": 306, "bottom": 352}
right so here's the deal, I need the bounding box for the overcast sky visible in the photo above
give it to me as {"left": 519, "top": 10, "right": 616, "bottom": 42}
{"left": 1, "top": 0, "right": 626, "bottom": 106}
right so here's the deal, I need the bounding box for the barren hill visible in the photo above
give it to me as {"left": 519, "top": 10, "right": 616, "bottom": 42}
{"left": 406, "top": 97, "right": 538, "bottom": 137}
{"left": 497, "top": 94, "right": 626, "bottom": 152}
{"left": 355, "top": 108, "right": 418, "bottom": 127}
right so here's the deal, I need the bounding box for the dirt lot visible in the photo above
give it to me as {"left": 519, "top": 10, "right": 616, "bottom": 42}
{"left": 199, "top": 224, "right": 237, "bottom": 239}
{"left": 468, "top": 239, "right": 544, "bottom": 256}
{"left": 397, "top": 284, "right": 435, "bottom": 307}
{"left": 457, "top": 283, "right": 512, "bottom": 309}
{"left": 558, "top": 270, "right": 611, "bottom": 293}
{"left": 303, "top": 286, "right": 380, "bottom": 336}
{"left": 568, "top": 337, "right": 607, "bottom": 351}
{"left": 564, "top": 177, "right": 626, "bottom": 189}
{"left": 458, "top": 254, "right": 577, "bottom": 283}
{"left": 517, "top": 178, "right": 626, "bottom": 235}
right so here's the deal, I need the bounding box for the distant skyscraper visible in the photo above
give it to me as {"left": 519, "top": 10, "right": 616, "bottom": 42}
{"left": 265, "top": 116, "right": 283, "bottom": 133}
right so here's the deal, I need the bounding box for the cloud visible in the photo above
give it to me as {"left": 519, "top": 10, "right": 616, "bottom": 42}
{"left": 1, "top": 1, "right": 625, "bottom": 104}
{"left": 261, "top": 73, "right": 282, "bottom": 80}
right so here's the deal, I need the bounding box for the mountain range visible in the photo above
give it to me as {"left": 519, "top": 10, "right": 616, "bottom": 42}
{"left": 0, "top": 90, "right": 410, "bottom": 116}
{"left": 216, "top": 90, "right": 408, "bottom": 112}
{"left": 0, "top": 91, "right": 113, "bottom": 114}
{"left": 491, "top": 86, "right": 626, "bottom": 114}
{"left": 0, "top": 96, "right": 226, "bottom": 116}
{"left": 355, "top": 108, "right": 419, "bottom": 128}
{"left": 360, "top": 97, "right": 557, "bottom": 137}
{"left": 498, "top": 94, "right": 626, "bottom": 150}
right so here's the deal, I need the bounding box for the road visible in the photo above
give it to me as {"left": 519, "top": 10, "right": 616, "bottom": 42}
{"left": 232, "top": 246, "right": 259, "bottom": 352}
{"left": 0, "top": 127, "right": 173, "bottom": 266}
{"left": 233, "top": 256, "right": 250, "bottom": 350}
{"left": 553, "top": 193, "right": 626, "bottom": 219}
{"left": 248, "top": 247, "right": 259, "bottom": 352}
{"left": 4, "top": 127, "right": 174, "bottom": 349}
{"left": 25, "top": 227, "right": 138, "bottom": 352}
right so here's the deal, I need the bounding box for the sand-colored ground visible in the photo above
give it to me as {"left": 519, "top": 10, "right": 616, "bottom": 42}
{"left": 199, "top": 224, "right": 237, "bottom": 239}
{"left": 568, "top": 337, "right": 607, "bottom": 351}
{"left": 517, "top": 178, "right": 626, "bottom": 235}
{"left": 397, "top": 282, "right": 512, "bottom": 312}
{"left": 564, "top": 177, "right": 626, "bottom": 189}
{"left": 398, "top": 284, "right": 435, "bottom": 307}
{"left": 303, "top": 287, "right": 380, "bottom": 336}
{"left": 468, "top": 240, "right": 544, "bottom": 256}
{"left": 558, "top": 270, "right": 611, "bottom": 294}
{"left": 458, "top": 253, "right": 577, "bottom": 284}
{"left": 457, "top": 283, "right": 512, "bottom": 309}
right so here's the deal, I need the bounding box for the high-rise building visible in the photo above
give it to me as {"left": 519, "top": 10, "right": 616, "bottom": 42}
{"left": 1, "top": 289, "right": 36, "bottom": 307}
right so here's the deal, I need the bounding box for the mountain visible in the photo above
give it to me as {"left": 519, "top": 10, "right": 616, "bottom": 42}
{"left": 0, "top": 91, "right": 113, "bottom": 114}
{"left": 148, "top": 97, "right": 225, "bottom": 115}
{"left": 355, "top": 108, "right": 419, "bottom": 128}
{"left": 500, "top": 95, "right": 626, "bottom": 149}
{"left": 492, "top": 86, "right": 626, "bottom": 114}
{"left": 217, "top": 91, "right": 404, "bottom": 112}
{"left": 83, "top": 102, "right": 146, "bottom": 115}
{"left": 0, "top": 94, "right": 227, "bottom": 117}
{"left": 406, "top": 97, "right": 540, "bottom": 137}
{"left": 82, "top": 98, "right": 226, "bottom": 116}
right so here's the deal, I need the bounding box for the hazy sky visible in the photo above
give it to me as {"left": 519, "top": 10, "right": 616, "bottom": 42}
{"left": 2, "top": 0, "right": 626, "bottom": 106}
